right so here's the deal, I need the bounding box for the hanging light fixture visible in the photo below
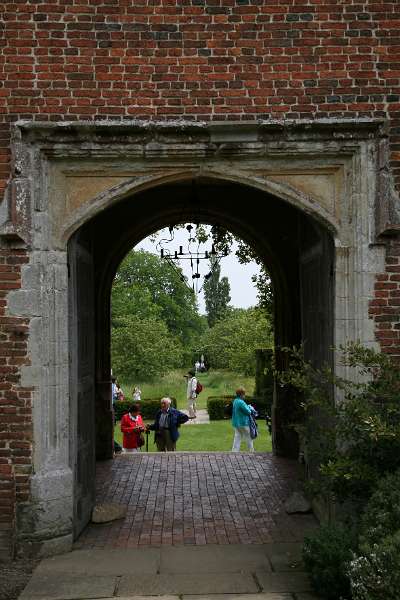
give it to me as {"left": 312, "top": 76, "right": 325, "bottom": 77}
{"left": 157, "top": 223, "right": 228, "bottom": 294}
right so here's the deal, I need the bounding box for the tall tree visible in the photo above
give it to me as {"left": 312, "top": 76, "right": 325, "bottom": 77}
{"left": 203, "top": 258, "right": 231, "bottom": 327}
{"left": 112, "top": 249, "right": 205, "bottom": 345}
{"left": 200, "top": 307, "right": 272, "bottom": 376}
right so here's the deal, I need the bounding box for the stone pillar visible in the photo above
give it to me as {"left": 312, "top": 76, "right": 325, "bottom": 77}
{"left": 8, "top": 251, "right": 73, "bottom": 557}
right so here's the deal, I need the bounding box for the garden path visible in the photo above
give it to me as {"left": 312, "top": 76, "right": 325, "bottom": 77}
{"left": 76, "top": 453, "right": 317, "bottom": 549}
{"left": 18, "top": 454, "right": 320, "bottom": 599}
{"left": 181, "top": 408, "right": 210, "bottom": 424}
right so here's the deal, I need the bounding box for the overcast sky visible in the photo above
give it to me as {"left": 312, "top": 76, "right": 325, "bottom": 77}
{"left": 135, "top": 226, "right": 260, "bottom": 314}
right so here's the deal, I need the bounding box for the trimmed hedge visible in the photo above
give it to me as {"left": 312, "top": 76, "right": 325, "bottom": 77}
{"left": 207, "top": 396, "right": 271, "bottom": 421}
{"left": 114, "top": 398, "right": 177, "bottom": 421}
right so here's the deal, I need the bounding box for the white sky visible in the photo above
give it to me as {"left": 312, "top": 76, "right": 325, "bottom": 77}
{"left": 135, "top": 226, "right": 260, "bottom": 314}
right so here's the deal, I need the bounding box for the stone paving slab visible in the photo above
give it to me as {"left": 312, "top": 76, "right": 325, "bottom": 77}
{"left": 159, "top": 544, "right": 272, "bottom": 573}
{"left": 264, "top": 543, "right": 304, "bottom": 572}
{"left": 184, "top": 596, "right": 293, "bottom": 600}
{"left": 118, "top": 573, "right": 259, "bottom": 596}
{"left": 19, "top": 574, "right": 116, "bottom": 600}
{"left": 101, "top": 597, "right": 293, "bottom": 600}
{"left": 255, "top": 571, "right": 312, "bottom": 593}
{"left": 35, "top": 548, "right": 159, "bottom": 576}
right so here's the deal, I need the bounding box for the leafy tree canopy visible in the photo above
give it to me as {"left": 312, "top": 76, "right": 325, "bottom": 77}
{"left": 200, "top": 307, "right": 273, "bottom": 376}
{"left": 112, "top": 249, "right": 205, "bottom": 344}
{"left": 112, "top": 316, "right": 183, "bottom": 381}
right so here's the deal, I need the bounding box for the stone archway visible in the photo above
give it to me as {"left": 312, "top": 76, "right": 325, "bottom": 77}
{"left": 4, "top": 120, "right": 387, "bottom": 555}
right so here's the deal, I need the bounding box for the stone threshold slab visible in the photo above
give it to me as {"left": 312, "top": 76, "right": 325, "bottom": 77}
{"left": 118, "top": 573, "right": 259, "bottom": 596}
{"left": 18, "top": 574, "right": 116, "bottom": 600}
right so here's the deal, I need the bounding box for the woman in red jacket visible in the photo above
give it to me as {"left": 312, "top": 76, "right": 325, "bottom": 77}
{"left": 120, "top": 404, "right": 145, "bottom": 453}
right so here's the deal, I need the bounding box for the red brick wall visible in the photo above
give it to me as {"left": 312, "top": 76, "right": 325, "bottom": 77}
{"left": 370, "top": 241, "right": 400, "bottom": 356}
{"left": 1, "top": 1, "right": 400, "bottom": 193}
{"left": 0, "top": 249, "right": 32, "bottom": 558}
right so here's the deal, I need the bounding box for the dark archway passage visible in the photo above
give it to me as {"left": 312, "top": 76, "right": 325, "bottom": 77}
{"left": 68, "top": 177, "right": 334, "bottom": 540}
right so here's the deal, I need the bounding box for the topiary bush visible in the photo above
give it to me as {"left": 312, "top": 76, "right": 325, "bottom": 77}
{"left": 357, "top": 469, "right": 400, "bottom": 548}
{"left": 114, "top": 398, "right": 177, "bottom": 421}
{"left": 302, "top": 523, "right": 357, "bottom": 600}
{"left": 207, "top": 396, "right": 271, "bottom": 421}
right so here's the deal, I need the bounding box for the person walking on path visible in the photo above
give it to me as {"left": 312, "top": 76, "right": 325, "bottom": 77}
{"left": 185, "top": 369, "right": 198, "bottom": 419}
{"left": 120, "top": 403, "right": 145, "bottom": 453}
{"left": 132, "top": 386, "right": 141, "bottom": 402}
{"left": 231, "top": 387, "right": 256, "bottom": 452}
{"left": 147, "top": 397, "right": 192, "bottom": 451}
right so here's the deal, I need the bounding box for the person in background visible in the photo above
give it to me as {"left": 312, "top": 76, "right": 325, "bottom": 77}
{"left": 133, "top": 386, "right": 141, "bottom": 402}
{"left": 146, "top": 397, "right": 192, "bottom": 451}
{"left": 231, "top": 387, "right": 256, "bottom": 452}
{"left": 120, "top": 403, "right": 145, "bottom": 453}
{"left": 195, "top": 360, "right": 201, "bottom": 373}
{"left": 185, "top": 369, "right": 197, "bottom": 419}
{"left": 111, "top": 377, "right": 118, "bottom": 406}
{"left": 116, "top": 381, "right": 124, "bottom": 402}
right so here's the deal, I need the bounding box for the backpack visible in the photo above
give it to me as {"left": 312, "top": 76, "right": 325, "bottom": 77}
{"left": 195, "top": 381, "right": 203, "bottom": 395}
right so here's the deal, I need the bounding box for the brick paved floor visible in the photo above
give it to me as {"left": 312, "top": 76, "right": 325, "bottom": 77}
{"left": 75, "top": 453, "right": 318, "bottom": 549}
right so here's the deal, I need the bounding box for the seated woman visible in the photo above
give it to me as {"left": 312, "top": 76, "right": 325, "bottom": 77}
{"left": 120, "top": 403, "right": 145, "bottom": 453}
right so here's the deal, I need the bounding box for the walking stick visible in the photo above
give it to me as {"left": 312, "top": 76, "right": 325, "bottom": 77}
{"left": 145, "top": 429, "right": 149, "bottom": 452}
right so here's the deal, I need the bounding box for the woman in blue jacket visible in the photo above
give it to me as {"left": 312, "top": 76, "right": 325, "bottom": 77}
{"left": 231, "top": 387, "right": 255, "bottom": 452}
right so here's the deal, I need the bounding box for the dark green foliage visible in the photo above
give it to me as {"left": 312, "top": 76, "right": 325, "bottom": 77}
{"left": 358, "top": 469, "right": 400, "bottom": 548}
{"left": 303, "top": 524, "right": 356, "bottom": 600}
{"left": 254, "top": 348, "right": 274, "bottom": 399}
{"left": 207, "top": 396, "right": 271, "bottom": 421}
{"left": 114, "top": 398, "right": 177, "bottom": 421}
{"left": 347, "top": 470, "right": 400, "bottom": 599}
{"left": 349, "top": 532, "right": 400, "bottom": 600}
{"left": 279, "top": 343, "right": 400, "bottom": 502}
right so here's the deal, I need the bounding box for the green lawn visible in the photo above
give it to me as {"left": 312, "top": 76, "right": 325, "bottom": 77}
{"left": 115, "top": 419, "right": 272, "bottom": 453}
{"left": 119, "top": 369, "right": 256, "bottom": 410}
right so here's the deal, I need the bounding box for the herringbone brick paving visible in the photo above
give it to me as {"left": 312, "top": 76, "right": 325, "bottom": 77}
{"left": 75, "top": 453, "right": 318, "bottom": 549}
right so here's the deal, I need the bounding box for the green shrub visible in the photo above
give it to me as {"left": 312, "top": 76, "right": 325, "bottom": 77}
{"left": 207, "top": 396, "right": 271, "bottom": 421}
{"left": 358, "top": 469, "right": 400, "bottom": 548}
{"left": 347, "top": 470, "right": 400, "bottom": 600}
{"left": 302, "top": 524, "right": 357, "bottom": 600}
{"left": 114, "top": 398, "right": 177, "bottom": 421}
{"left": 349, "top": 532, "right": 400, "bottom": 600}
{"left": 279, "top": 343, "right": 400, "bottom": 502}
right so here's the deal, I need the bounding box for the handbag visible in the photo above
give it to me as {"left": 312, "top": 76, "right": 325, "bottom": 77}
{"left": 137, "top": 432, "right": 145, "bottom": 447}
{"left": 249, "top": 413, "right": 258, "bottom": 440}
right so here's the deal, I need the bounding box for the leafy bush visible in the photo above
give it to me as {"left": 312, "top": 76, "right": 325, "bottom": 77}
{"left": 346, "top": 470, "right": 400, "bottom": 600}
{"left": 358, "top": 469, "right": 400, "bottom": 548}
{"left": 302, "top": 524, "right": 357, "bottom": 600}
{"left": 114, "top": 398, "right": 177, "bottom": 421}
{"left": 200, "top": 307, "right": 272, "bottom": 376}
{"left": 349, "top": 532, "right": 400, "bottom": 600}
{"left": 279, "top": 343, "right": 400, "bottom": 502}
{"left": 207, "top": 396, "right": 271, "bottom": 421}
